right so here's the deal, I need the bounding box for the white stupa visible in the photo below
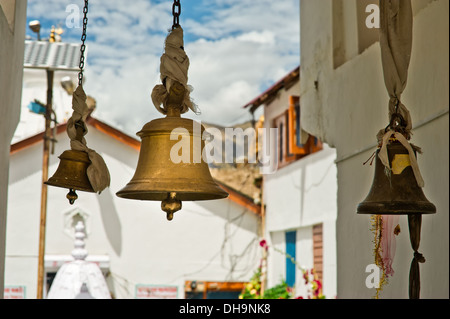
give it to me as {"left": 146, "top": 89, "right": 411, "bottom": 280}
{"left": 46, "top": 221, "right": 112, "bottom": 299}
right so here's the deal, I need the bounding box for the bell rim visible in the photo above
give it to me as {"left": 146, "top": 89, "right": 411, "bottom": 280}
{"left": 357, "top": 201, "right": 436, "bottom": 215}
{"left": 116, "top": 191, "right": 229, "bottom": 201}
{"left": 116, "top": 182, "right": 229, "bottom": 201}
{"left": 44, "top": 180, "right": 96, "bottom": 193}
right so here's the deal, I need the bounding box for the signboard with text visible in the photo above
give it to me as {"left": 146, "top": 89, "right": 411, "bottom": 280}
{"left": 4, "top": 286, "right": 26, "bottom": 299}
{"left": 135, "top": 285, "right": 178, "bottom": 299}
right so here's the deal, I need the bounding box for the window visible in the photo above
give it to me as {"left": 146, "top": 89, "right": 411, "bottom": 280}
{"left": 184, "top": 281, "right": 245, "bottom": 299}
{"left": 272, "top": 96, "right": 323, "bottom": 169}
{"left": 285, "top": 231, "right": 297, "bottom": 287}
{"left": 273, "top": 110, "right": 294, "bottom": 168}
{"left": 332, "top": 0, "right": 379, "bottom": 68}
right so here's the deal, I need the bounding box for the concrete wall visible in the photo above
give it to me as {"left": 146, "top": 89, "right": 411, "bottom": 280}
{"left": 0, "top": 0, "right": 27, "bottom": 299}
{"left": 262, "top": 78, "right": 337, "bottom": 298}
{"left": 6, "top": 126, "right": 261, "bottom": 299}
{"left": 300, "top": 0, "right": 449, "bottom": 298}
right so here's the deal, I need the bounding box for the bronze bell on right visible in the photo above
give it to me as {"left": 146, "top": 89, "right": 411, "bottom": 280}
{"left": 357, "top": 141, "right": 436, "bottom": 215}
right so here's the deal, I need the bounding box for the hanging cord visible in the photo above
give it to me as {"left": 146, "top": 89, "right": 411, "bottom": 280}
{"left": 172, "top": 0, "right": 181, "bottom": 30}
{"left": 376, "top": 1, "right": 425, "bottom": 188}
{"left": 408, "top": 214, "right": 426, "bottom": 299}
{"left": 78, "top": 0, "right": 88, "bottom": 86}
{"left": 151, "top": 0, "right": 200, "bottom": 115}
{"left": 65, "top": 0, "right": 111, "bottom": 195}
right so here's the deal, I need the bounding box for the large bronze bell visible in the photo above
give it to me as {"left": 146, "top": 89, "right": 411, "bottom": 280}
{"left": 45, "top": 149, "right": 95, "bottom": 204}
{"left": 357, "top": 141, "right": 436, "bottom": 215}
{"left": 116, "top": 84, "right": 228, "bottom": 221}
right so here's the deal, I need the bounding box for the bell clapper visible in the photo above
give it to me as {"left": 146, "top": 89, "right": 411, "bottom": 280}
{"left": 67, "top": 189, "right": 78, "bottom": 205}
{"left": 161, "top": 192, "right": 182, "bottom": 221}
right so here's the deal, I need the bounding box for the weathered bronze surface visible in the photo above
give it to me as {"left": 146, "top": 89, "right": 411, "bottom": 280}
{"left": 116, "top": 115, "right": 228, "bottom": 220}
{"left": 116, "top": 82, "right": 228, "bottom": 220}
{"left": 45, "top": 150, "right": 95, "bottom": 204}
{"left": 357, "top": 142, "right": 436, "bottom": 215}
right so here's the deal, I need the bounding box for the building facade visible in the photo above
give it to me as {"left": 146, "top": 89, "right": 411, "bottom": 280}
{"left": 0, "top": 0, "right": 27, "bottom": 298}
{"left": 6, "top": 116, "right": 262, "bottom": 299}
{"left": 300, "top": 0, "right": 449, "bottom": 298}
{"left": 244, "top": 67, "right": 338, "bottom": 298}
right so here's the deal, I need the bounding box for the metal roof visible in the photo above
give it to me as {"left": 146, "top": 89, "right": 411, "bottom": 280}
{"left": 23, "top": 40, "right": 85, "bottom": 71}
{"left": 242, "top": 65, "right": 300, "bottom": 113}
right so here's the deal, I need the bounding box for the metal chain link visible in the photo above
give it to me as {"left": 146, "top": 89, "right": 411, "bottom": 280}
{"left": 78, "top": 0, "right": 89, "bottom": 86}
{"left": 172, "top": 0, "right": 181, "bottom": 30}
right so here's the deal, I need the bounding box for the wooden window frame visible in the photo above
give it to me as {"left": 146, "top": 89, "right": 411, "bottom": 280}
{"left": 313, "top": 224, "right": 323, "bottom": 283}
{"left": 272, "top": 96, "right": 324, "bottom": 170}
{"left": 273, "top": 111, "right": 300, "bottom": 169}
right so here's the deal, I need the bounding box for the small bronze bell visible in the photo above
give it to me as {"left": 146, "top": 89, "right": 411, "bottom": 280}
{"left": 45, "top": 149, "right": 95, "bottom": 204}
{"left": 357, "top": 141, "right": 436, "bottom": 215}
{"left": 116, "top": 83, "right": 228, "bottom": 221}
{"left": 358, "top": 139, "right": 436, "bottom": 299}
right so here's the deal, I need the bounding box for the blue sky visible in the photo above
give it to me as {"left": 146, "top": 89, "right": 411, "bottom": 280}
{"left": 26, "top": 0, "right": 300, "bottom": 135}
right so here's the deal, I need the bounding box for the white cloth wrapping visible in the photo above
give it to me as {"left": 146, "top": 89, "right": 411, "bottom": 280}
{"left": 377, "top": 0, "right": 424, "bottom": 187}
{"left": 67, "top": 85, "right": 111, "bottom": 193}
{"left": 151, "top": 26, "right": 199, "bottom": 115}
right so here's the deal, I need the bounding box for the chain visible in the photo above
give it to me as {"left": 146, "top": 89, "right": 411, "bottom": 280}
{"left": 78, "top": 0, "right": 89, "bottom": 86}
{"left": 172, "top": 0, "right": 181, "bottom": 30}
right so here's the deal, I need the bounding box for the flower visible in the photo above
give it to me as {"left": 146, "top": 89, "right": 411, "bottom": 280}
{"left": 314, "top": 279, "right": 322, "bottom": 290}
{"left": 259, "top": 239, "right": 268, "bottom": 250}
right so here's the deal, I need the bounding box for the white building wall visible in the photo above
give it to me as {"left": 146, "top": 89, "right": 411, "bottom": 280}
{"left": 300, "top": 0, "right": 449, "bottom": 298}
{"left": 265, "top": 145, "right": 337, "bottom": 232}
{"left": 264, "top": 146, "right": 337, "bottom": 298}
{"left": 261, "top": 77, "right": 337, "bottom": 298}
{"left": 6, "top": 125, "right": 261, "bottom": 299}
{"left": 0, "top": 0, "right": 27, "bottom": 298}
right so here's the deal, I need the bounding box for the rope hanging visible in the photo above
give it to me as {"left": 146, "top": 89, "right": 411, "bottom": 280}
{"left": 376, "top": 0, "right": 424, "bottom": 185}
{"left": 377, "top": 0, "right": 425, "bottom": 299}
{"left": 151, "top": 0, "right": 199, "bottom": 116}
{"left": 66, "top": 0, "right": 110, "bottom": 193}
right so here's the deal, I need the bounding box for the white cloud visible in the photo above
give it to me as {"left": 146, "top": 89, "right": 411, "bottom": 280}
{"left": 237, "top": 31, "right": 276, "bottom": 45}
{"left": 26, "top": 0, "right": 300, "bottom": 135}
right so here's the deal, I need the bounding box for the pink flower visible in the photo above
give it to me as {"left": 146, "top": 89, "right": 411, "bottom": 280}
{"left": 259, "top": 239, "right": 268, "bottom": 250}
{"left": 303, "top": 272, "right": 309, "bottom": 284}
{"left": 314, "top": 279, "right": 322, "bottom": 290}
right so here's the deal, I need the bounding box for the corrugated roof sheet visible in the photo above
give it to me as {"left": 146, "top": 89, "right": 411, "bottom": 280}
{"left": 242, "top": 65, "right": 300, "bottom": 113}
{"left": 23, "top": 40, "right": 84, "bottom": 71}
